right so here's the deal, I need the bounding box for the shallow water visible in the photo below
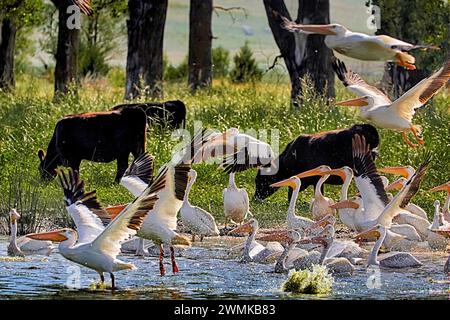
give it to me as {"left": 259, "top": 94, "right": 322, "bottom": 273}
{"left": 0, "top": 236, "right": 449, "bottom": 300}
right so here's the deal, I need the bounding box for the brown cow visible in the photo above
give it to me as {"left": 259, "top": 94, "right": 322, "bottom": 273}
{"left": 38, "top": 107, "right": 147, "bottom": 182}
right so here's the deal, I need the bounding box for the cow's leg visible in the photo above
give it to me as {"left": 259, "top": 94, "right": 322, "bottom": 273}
{"left": 115, "top": 153, "right": 129, "bottom": 183}
{"left": 69, "top": 159, "right": 81, "bottom": 174}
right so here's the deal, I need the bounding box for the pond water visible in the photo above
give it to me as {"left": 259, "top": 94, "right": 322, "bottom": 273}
{"left": 0, "top": 236, "right": 449, "bottom": 300}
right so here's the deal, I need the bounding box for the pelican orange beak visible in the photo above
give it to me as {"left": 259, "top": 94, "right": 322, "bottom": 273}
{"left": 329, "top": 199, "right": 360, "bottom": 210}
{"left": 320, "top": 168, "right": 347, "bottom": 182}
{"left": 378, "top": 166, "right": 410, "bottom": 178}
{"left": 27, "top": 230, "right": 68, "bottom": 242}
{"left": 105, "top": 204, "right": 128, "bottom": 219}
{"left": 335, "top": 97, "right": 369, "bottom": 107}
{"left": 294, "top": 166, "right": 330, "bottom": 179}
{"left": 270, "top": 177, "right": 297, "bottom": 189}
{"left": 228, "top": 221, "right": 253, "bottom": 235}
{"left": 385, "top": 178, "right": 404, "bottom": 191}
{"left": 257, "top": 230, "right": 291, "bottom": 243}
{"left": 296, "top": 24, "right": 337, "bottom": 35}
{"left": 354, "top": 226, "right": 380, "bottom": 242}
{"left": 430, "top": 182, "right": 450, "bottom": 193}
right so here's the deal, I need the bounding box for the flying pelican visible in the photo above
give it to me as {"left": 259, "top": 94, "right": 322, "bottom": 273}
{"left": 430, "top": 181, "right": 450, "bottom": 223}
{"left": 280, "top": 15, "right": 438, "bottom": 70}
{"left": 72, "top": 0, "right": 93, "bottom": 15}
{"left": 223, "top": 172, "right": 251, "bottom": 227}
{"left": 294, "top": 165, "right": 337, "bottom": 221}
{"left": 427, "top": 200, "right": 449, "bottom": 250}
{"left": 202, "top": 127, "right": 274, "bottom": 173}
{"left": 228, "top": 218, "right": 284, "bottom": 263}
{"left": 180, "top": 169, "right": 220, "bottom": 242}
{"left": 270, "top": 176, "right": 315, "bottom": 231}
{"left": 355, "top": 224, "right": 422, "bottom": 268}
{"left": 27, "top": 167, "right": 167, "bottom": 290}
{"left": 109, "top": 131, "right": 211, "bottom": 276}
{"left": 333, "top": 58, "right": 450, "bottom": 147}
{"left": 7, "top": 209, "right": 54, "bottom": 257}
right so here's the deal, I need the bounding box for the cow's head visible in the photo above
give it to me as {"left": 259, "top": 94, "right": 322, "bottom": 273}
{"left": 37, "top": 149, "right": 58, "bottom": 180}
{"left": 254, "top": 166, "right": 279, "bottom": 201}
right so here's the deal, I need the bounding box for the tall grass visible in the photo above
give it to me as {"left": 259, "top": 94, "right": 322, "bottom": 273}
{"left": 0, "top": 75, "right": 449, "bottom": 234}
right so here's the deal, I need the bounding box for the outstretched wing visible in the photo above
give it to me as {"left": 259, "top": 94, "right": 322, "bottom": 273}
{"left": 71, "top": 0, "right": 93, "bottom": 16}
{"left": 120, "top": 152, "right": 154, "bottom": 197}
{"left": 390, "top": 60, "right": 450, "bottom": 122}
{"left": 352, "top": 134, "right": 390, "bottom": 208}
{"left": 332, "top": 58, "right": 391, "bottom": 105}
{"left": 58, "top": 169, "right": 110, "bottom": 244}
{"left": 91, "top": 167, "right": 168, "bottom": 259}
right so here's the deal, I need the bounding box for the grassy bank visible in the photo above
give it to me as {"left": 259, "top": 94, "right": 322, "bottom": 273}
{"left": 0, "top": 75, "right": 449, "bottom": 234}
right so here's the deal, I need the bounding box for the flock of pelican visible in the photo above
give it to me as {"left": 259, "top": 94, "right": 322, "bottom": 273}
{"left": 5, "top": 128, "right": 450, "bottom": 289}
{"left": 3, "top": 14, "right": 450, "bottom": 292}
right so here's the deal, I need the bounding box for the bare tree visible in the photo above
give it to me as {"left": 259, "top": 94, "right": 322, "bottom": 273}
{"left": 263, "top": 0, "right": 334, "bottom": 105}
{"left": 125, "top": 0, "right": 168, "bottom": 99}
{"left": 188, "top": 0, "right": 213, "bottom": 91}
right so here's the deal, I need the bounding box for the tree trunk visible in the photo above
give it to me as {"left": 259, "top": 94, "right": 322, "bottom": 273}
{"left": 125, "top": 0, "right": 168, "bottom": 100}
{"left": 297, "top": 0, "right": 334, "bottom": 99}
{"left": 0, "top": 19, "right": 17, "bottom": 92}
{"left": 263, "top": 0, "right": 334, "bottom": 105}
{"left": 52, "top": 1, "right": 80, "bottom": 98}
{"left": 188, "top": 0, "right": 213, "bottom": 91}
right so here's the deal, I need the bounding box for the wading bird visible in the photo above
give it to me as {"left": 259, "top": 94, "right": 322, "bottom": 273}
{"left": 7, "top": 209, "right": 54, "bottom": 257}
{"left": 294, "top": 166, "right": 337, "bottom": 221}
{"left": 28, "top": 167, "right": 167, "bottom": 289}
{"left": 270, "top": 176, "right": 315, "bottom": 231}
{"left": 430, "top": 181, "right": 450, "bottom": 223}
{"left": 355, "top": 224, "right": 422, "bottom": 268}
{"left": 180, "top": 169, "right": 220, "bottom": 242}
{"left": 228, "top": 218, "right": 284, "bottom": 263}
{"left": 109, "top": 131, "right": 211, "bottom": 276}
{"left": 223, "top": 172, "right": 251, "bottom": 227}
{"left": 281, "top": 16, "right": 438, "bottom": 70}
{"left": 332, "top": 58, "right": 450, "bottom": 147}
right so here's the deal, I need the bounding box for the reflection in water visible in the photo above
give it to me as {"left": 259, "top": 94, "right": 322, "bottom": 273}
{"left": 0, "top": 237, "right": 448, "bottom": 300}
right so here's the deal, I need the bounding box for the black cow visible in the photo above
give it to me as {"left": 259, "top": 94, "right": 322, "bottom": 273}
{"left": 113, "top": 100, "right": 186, "bottom": 129}
{"left": 38, "top": 107, "right": 147, "bottom": 182}
{"left": 254, "top": 124, "right": 380, "bottom": 200}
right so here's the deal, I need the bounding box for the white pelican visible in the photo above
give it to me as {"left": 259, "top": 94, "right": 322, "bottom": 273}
{"left": 380, "top": 166, "right": 429, "bottom": 220}
{"left": 333, "top": 58, "right": 450, "bottom": 147}
{"left": 318, "top": 167, "right": 361, "bottom": 230}
{"left": 180, "top": 169, "right": 219, "bottom": 241}
{"left": 331, "top": 135, "right": 430, "bottom": 245}
{"left": 109, "top": 131, "right": 211, "bottom": 276}
{"left": 27, "top": 167, "right": 168, "bottom": 290}
{"left": 294, "top": 165, "right": 337, "bottom": 221}
{"left": 228, "top": 218, "right": 284, "bottom": 263}
{"left": 259, "top": 230, "right": 318, "bottom": 273}
{"left": 270, "top": 176, "right": 315, "bottom": 231}
{"left": 355, "top": 224, "right": 422, "bottom": 268}
{"left": 430, "top": 181, "right": 450, "bottom": 223}
{"left": 223, "top": 172, "right": 251, "bottom": 226}
{"left": 7, "top": 209, "right": 54, "bottom": 257}
{"left": 281, "top": 16, "right": 438, "bottom": 70}
{"left": 427, "top": 200, "right": 449, "bottom": 251}
{"left": 203, "top": 127, "right": 275, "bottom": 173}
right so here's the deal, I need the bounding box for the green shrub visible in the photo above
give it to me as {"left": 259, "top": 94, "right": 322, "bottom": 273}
{"left": 230, "top": 42, "right": 263, "bottom": 83}
{"left": 212, "top": 46, "right": 230, "bottom": 78}
{"left": 164, "top": 55, "right": 188, "bottom": 82}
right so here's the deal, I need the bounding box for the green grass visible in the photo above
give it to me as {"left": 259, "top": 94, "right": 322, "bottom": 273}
{"left": 0, "top": 74, "right": 449, "bottom": 233}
